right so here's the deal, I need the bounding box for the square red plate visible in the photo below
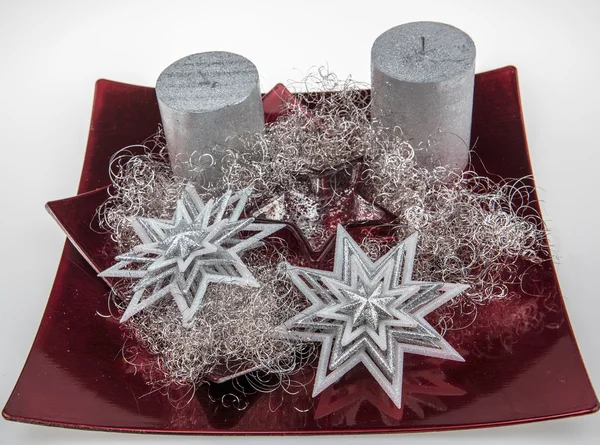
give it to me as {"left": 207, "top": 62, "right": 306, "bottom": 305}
{"left": 3, "top": 67, "right": 598, "bottom": 434}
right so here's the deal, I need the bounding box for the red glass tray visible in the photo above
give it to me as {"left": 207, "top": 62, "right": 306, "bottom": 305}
{"left": 3, "top": 67, "right": 598, "bottom": 434}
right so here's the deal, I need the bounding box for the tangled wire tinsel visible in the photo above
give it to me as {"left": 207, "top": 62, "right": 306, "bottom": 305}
{"left": 363, "top": 139, "right": 548, "bottom": 328}
{"left": 121, "top": 255, "right": 309, "bottom": 387}
{"left": 97, "top": 71, "right": 549, "bottom": 392}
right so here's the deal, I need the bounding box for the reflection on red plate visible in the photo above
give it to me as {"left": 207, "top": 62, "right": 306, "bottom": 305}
{"left": 3, "top": 68, "right": 598, "bottom": 434}
{"left": 314, "top": 358, "right": 467, "bottom": 426}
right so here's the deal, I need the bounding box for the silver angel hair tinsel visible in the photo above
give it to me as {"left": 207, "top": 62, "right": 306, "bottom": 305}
{"left": 218, "top": 71, "right": 372, "bottom": 204}
{"left": 215, "top": 71, "right": 547, "bottom": 324}
{"left": 363, "top": 141, "right": 548, "bottom": 325}
{"left": 97, "top": 74, "right": 547, "bottom": 315}
{"left": 96, "top": 70, "right": 548, "bottom": 395}
{"left": 97, "top": 132, "right": 188, "bottom": 253}
{"left": 116, "top": 250, "right": 312, "bottom": 388}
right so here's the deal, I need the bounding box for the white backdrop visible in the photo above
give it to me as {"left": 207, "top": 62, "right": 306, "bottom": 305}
{"left": 0, "top": 0, "right": 598, "bottom": 443}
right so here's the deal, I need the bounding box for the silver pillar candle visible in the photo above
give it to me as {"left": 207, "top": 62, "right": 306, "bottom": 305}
{"left": 371, "top": 22, "right": 476, "bottom": 172}
{"left": 156, "top": 51, "right": 264, "bottom": 183}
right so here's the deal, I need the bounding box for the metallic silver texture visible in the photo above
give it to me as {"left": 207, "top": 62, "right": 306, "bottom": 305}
{"left": 99, "top": 184, "right": 284, "bottom": 328}
{"left": 278, "top": 225, "right": 467, "bottom": 408}
{"left": 156, "top": 51, "right": 264, "bottom": 183}
{"left": 371, "top": 22, "right": 476, "bottom": 172}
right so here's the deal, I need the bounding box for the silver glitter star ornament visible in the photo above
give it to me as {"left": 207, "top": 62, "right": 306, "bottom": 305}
{"left": 278, "top": 225, "right": 468, "bottom": 408}
{"left": 100, "top": 184, "right": 284, "bottom": 328}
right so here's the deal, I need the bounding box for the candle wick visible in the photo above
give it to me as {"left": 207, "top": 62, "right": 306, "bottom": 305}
{"left": 421, "top": 36, "right": 426, "bottom": 54}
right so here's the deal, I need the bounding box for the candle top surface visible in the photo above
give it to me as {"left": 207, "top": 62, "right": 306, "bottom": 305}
{"left": 372, "top": 21, "right": 476, "bottom": 83}
{"left": 156, "top": 51, "right": 259, "bottom": 113}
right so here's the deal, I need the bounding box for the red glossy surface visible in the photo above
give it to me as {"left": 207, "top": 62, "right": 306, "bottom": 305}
{"left": 3, "top": 68, "right": 598, "bottom": 434}
{"left": 262, "top": 82, "right": 305, "bottom": 123}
